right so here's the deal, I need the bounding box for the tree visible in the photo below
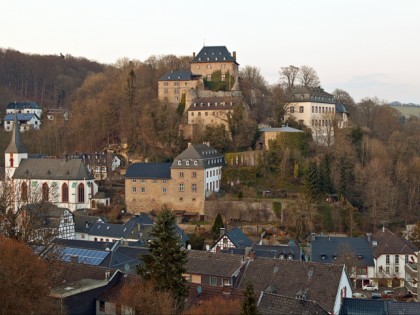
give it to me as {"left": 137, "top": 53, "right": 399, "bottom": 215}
{"left": 118, "top": 277, "right": 174, "bottom": 315}
{"left": 409, "top": 222, "right": 420, "bottom": 248}
{"left": 279, "top": 65, "right": 299, "bottom": 90}
{"left": 240, "top": 281, "right": 259, "bottom": 315}
{"left": 138, "top": 206, "right": 188, "bottom": 312}
{"left": 0, "top": 237, "right": 61, "bottom": 315}
{"left": 212, "top": 212, "right": 225, "bottom": 240}
{"left": 185, "top": 296, "right": 241, "bottom": 315}
{"left": 298, "top": 65, "right": 320, "bottom": 88}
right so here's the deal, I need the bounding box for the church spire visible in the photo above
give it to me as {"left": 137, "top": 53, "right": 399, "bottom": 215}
{"left": 5, "top": 114, "right": 27, "bottom": 154}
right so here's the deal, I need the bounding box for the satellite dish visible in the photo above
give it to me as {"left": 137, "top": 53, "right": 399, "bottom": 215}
{"left": 206, "top": 245, "right": 210, "bottom": 251}
{"left": 124, "top": 263, "right": 130, "bottom": 271}
{"left": 187, "top": 244, "right": 191, "bottom": 250}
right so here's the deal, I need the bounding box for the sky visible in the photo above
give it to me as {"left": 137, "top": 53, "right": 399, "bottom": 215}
{"left": 2, "top": 0, "right": 420, "bottom": 104}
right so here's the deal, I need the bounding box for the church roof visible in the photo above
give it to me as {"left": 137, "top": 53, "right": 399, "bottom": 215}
{"left": 13, "top": 158, "right": 93, "bottom": 180}
{"left": 5, "top": 115, "right": 27, "bottom": 154}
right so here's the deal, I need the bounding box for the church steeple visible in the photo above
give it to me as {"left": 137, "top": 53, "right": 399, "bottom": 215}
{"left": 5, "top": 114, "right": 28, "bottom": 179}
{"left": 5, "top": 114, "right": 27, "bottom": 154}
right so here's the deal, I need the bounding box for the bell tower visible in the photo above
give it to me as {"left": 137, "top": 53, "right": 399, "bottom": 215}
{"left": 5, "top": 114, "right": 27, "bottom": 179}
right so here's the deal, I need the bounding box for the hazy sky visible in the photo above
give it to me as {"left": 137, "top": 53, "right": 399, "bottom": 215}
{"left": 2, "top": 0, "right": 419, "bottom": 104}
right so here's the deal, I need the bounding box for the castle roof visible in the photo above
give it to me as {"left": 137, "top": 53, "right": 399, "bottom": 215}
{"left": 192, "top": 46, "right": 238, "bottom": 65}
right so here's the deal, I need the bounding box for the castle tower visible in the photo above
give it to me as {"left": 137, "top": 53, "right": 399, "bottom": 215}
{"left": 5, "top": 115, "right": 28, "bottom": 179}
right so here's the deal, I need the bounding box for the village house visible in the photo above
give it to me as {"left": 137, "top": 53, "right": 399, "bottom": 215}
{"left": 210, "top": 227, "right": 252, "bottom": 253}
{"left": 311, "top": 235, "right": 375, "bottom": 289}
{"left": 4, "top": 118, "right": 98, "bottom": 212}
{"left": 284, "top": 86, "right": 338, "bottom": 144}
{"left": 257, "top": 125, "right": 304, "bottom": 150}
{"left": 4, "top": 102, "right": 42, "bottom": 131}
{"left": 125, "top": 143, "right": 224, "bottom": 215}
{"left": 238, "top": 257, "right": 352, "bottom": 315}
{"left": 372, "top": 227, "right": 418, "bottom": 288}
{"left": 68, "top": 151, "right": 123, "bottom": 180}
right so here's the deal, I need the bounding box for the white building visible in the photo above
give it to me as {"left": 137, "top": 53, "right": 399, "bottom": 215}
{"left": 4, "top": 119, "right": 98, "bottom": 212}
{"left": 3, "top": 113, "right": 41, "bottom": 131}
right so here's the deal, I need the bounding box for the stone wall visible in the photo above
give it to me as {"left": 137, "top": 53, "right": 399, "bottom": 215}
{"left": 204, "top": 200, "right": 277, "bottom": 223}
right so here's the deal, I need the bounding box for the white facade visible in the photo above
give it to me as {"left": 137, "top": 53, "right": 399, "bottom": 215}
{"left": 374, "top": 253, "right": 417, "bottom": 286}
{"left": 4, "top": 114, "right": 41, "bottom": 131}
{"left": 333, "top": 267, "right": 353, "bottom": 315}
{"left": 205, "top": 165, "right": 222, "bottom": 197}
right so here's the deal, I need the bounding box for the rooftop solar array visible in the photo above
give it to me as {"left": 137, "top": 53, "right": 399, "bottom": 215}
{"left": 60, "top": 247, "right": 109, "bottom": 265}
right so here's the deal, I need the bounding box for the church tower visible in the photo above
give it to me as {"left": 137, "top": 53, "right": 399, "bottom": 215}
{"left": 5, "top": 115, "right": 28, "bottom": 179}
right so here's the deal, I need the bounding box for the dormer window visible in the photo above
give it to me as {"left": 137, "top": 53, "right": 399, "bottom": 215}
{"left": 194, "top": 161, "right": 198, "bottom": 166}
{"left": 333, "top": 255, "right": 338, "bottom": 260}
{"left": 186, "top": 161, "right": 190, "bottom": 166}
{"left": 178, "top": 160, "right": 181, "bottom": 165}
{"left": 321, "top": 254, "right": 327, "bottom": 260}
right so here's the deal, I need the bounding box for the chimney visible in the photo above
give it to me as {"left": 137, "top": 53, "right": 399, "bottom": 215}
{"left": 248, "top": 251, "right": 256, "bottom": 261}
{"left": 233, "top": 51, "right": 236, "bottom": 60}
{"left": 193, "top": 52, "right": 196, "bottom": 58}
{"left": 105, "top": 271, "right": 111, "bottom": 280}
{"left": 187, "top": 142, "right": 192, "bottom": 148}
{"left": 220, "top": 227, "right": 226, "bottom": 238}
{"left": 366, "top": 233, "right": 372, "bottom": 242}
{"left": 215, "top": 245, "right": 221, "bottom": 254}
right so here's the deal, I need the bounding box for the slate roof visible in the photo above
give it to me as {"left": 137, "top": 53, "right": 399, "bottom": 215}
{"left": 252, "top": 242, "right": 302, "bottom": 260}
{"left": 159, "top": 70, "right": 197, "bottom": 81}
{"left": 4, "top": 113, "right": 39, "bottom": 121}
{"left": 192, "top": 46, "right": 238, "bottom": 65}
{"left": 339, "top": 298, "right": 420, "bottom": 315}
{"left": 127, "top": 213, "right": 154, "bottom": 226}
{"left": 89, "top": 220, "right": 139, "bottom": 239}
{"left": 257, "top": 291, "right": 329, "bottom": 315}
{"left": 289, "top": 86, "right": 335, "bottom": 104}
{"left": 73, "top": 214, "right": 103, "bottom": 234}
{"left": 213, "top": 227, "right": 252, "bottom": 250}
{"left": 259, "top": 126, "right": 304, "bottom": 133}
{"left": 336, "top": 103, "right": 348, "bottom": 114}
{"left": 125, "top": 162, "right": 171, "bottom": 179}
{"left": 311, "top": 236, "right": 375, "bottom": 266}
{"left": 101, "top": 245, "right": 149, "bottom": 270}
{"left": 7, "top": 101, "right": 40, "bottom": 110}
{"left": 13, "top": 158, "right": 93, "bottom": 180}
{"left": 372, "top": 228, "right": 418, "bottom": 257}
{"left": 238, "top": 257, "right": 345, "bottom": 314}
{"left": 185, "top": 250, "right": 246, "bottom": 278}
{"left": 5, "top": 115, "right": 27, "bottom": 153}
{"left": 52, "top": 238, "right": 115, "bottom": 251}
{"left": 187, "top": 96, "right": 242, "bottom": 111}
{"left": 171, "top": 144, "right": 224, "bottom": 169}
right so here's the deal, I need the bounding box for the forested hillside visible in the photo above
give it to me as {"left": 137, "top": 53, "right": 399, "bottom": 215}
{"left": 0, "top": 49, "right": 419, "bottom": 233}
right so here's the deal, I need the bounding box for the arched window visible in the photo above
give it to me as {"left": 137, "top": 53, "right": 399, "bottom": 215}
{"left": 42, "top": 183, "right": 49, "bottom": 202}
{"left": 21, "top": 182, "right": 28, "bottom": 202}
{"left": 78, "top": 183, "right": 85, "bottom": 203}
{"left": 62, "top": 183, "right": 69, "bottom": 202}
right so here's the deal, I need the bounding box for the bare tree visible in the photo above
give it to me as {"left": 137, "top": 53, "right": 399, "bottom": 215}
{"left": 298, "top": 65, "right": 320, "bottom": 87}
{"left": 279, "top": 65, "right": 300, "bottom": 90}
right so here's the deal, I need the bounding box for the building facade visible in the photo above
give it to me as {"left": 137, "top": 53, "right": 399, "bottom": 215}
{"left": 125, "top": 143, "right": 224, "bottom": 215}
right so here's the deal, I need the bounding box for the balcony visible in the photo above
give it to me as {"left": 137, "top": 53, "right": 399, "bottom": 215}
{"left": 406, "top": 263, "right": 418, "bottom": 278}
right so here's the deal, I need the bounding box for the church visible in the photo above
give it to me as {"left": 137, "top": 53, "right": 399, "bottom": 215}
{"left": 4, "top": 117, "right": 98, "bottom": 212}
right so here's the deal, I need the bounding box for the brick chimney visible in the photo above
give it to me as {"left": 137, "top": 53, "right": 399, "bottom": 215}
{"left": 233, "top": 51, "right": 236, "bottom": 60}
{"left": 193, "top": 52, "right": 196, "bottom": 58}
{"left": 248, "top": 251, "right": 256, "bottom": 261}
{"left": 220, "top": 227, "right": 226, "bottom": 238}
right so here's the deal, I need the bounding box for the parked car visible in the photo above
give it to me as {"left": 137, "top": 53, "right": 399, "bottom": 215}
{"left": 363, "top": 283, "right": 378, "bottom": 291}
{"left": 381, "top": 290, "right": 395, "bottom": 299}
{"left": 352, "top": 292, "right": 367, "bottom": 299}
{"left": 371, "top": 292, "right": 382, "bottom": 300}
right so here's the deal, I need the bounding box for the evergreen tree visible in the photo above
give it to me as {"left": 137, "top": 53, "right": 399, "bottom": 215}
{"left": 211, "top": 213, "right": 224, "bottom": 239}
{"left": 138, "top": 207, "right": 188, "bottom": 312}
{"left": 303, "top": 161, "right": 321, "bottom": 200}
{"left": 241, "top": 281, "right": 259, "bottom": 315}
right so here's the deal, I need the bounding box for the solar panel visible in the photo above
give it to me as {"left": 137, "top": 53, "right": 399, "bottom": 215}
{"left": 60, "top": 247, "right": 109, "bottom": 265}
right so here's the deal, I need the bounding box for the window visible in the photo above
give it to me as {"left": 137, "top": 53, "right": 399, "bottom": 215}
{"left": 132, "top": 187, "right": 137, "bottom": 193}
{"left": 141, "top": 178, "right": 146, "bottom": 183}
{"left": 21, "top": 182, "right": 28, "bottom": 202}
{"left": 395, "top": 265, "right": 399, "bottom": 273}
{"left": 179, "top": 172, "right": 184, "bottom": 178}
{"left": 162, "top": 179, "right": 167, "bottom": 184}
{"left": 299, "top": 106, "right": 304, "bottom": 113}
{"left": 141, "top": 187, "right": 146, "bottom": 193}
{"left": 179, "top": 184, "right": 184, "bottom": 192}
{"left": 198, "top": 112, "right": 201, "bottom": 116}
{"left": 223, "top": 278, "right": 231, "bottom": 286}
{"left": 164, "top": 89, "right": 168, "bottom": 94}
{"left": 164, "top": 82, "right": 168, "bottom": 86}
{"left": 186, "top": 161, "right": 189, "bottom": 166}
{"left": 174, "top": 89, "right": 179, "bottom": 94}
{"left": 153, "top": 179, "right": 157, "bottom": 183}
{"left": 207, "top": 64, "right": 211, "bottom": 69}
{"left": 194, "top": 161, "right": 198, "bottom": 166}
{"left": 191, "top": 112, "right": 194, "bottom": 117}
{"left": 290, "top": 107, "right": 295, "bottom": 113}
{"left": 9, "top": 156, "right": 13, "bottom": 167}
{"left": 132, "top": 179, "right": 137, "bottom": 183}
{"left": 42, "top": 183, "right": 49, "bottom": 202}
{"left": 162, "top": 187, "right": 167, "bottom": 194}
{"left": 312, "top": 106, "right": 314, "bottom": 113}
{"left": 62, "top": 183, "right": 69, "bottom": 202}
{"left": 99, "top": 301, "right": 105, "bottom": 312}
{"left": 192, "top": 171, "right": 197, "bottom": 178}
{"left": 78, "top": 183, "right": 85, "bottom": 203}
{"left": 221, "top": 74, "right": 226, "bottom": 81}
{"left": 386, "top": 255, "right": 390, "bottom": 264}
{"left": 395, "top": 255, "right": 399, "bottom": 264}
{"left": 207, "top": 74, "right": 211, "bottom": 81}
{"left": 178, "top": 160, "right": 182, "bottom": 165}
{"left": 386, "top": 266, "right": 390, "bottom": 274}
{"left": 174, "top": 82, "right": 179, "bottom": 86}
{"left": 192, "top": 184, "right": 197, "bottom": 192}
{"left": 209, "top": 276, "right": 217, "bottom": 286}
{"left": 405, "top": 255, "right": 409, "bottom": 263}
